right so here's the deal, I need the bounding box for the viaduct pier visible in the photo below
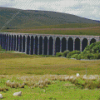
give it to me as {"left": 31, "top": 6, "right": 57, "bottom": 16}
{"left": 0, "top": 32, "right": 100, "bottom": 55}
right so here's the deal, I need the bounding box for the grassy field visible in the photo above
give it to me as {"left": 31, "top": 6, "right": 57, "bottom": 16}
{"left": 0, "top": 53, "right": 100, "bottom": 75}
{"left": 2, "top": 26, "right": 100, "bottom": 36}
{"left": 0, "top": 53, "right": 100, "bottom": 100}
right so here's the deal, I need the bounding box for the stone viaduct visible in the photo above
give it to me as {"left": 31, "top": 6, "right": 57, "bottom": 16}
{"left": 0, "top": 32, "right": 100, "bottom": 55}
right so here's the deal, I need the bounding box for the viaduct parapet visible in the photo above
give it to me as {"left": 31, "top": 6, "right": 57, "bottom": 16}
{"left": 0, "top": 32, "right": 100, "bottom": 55}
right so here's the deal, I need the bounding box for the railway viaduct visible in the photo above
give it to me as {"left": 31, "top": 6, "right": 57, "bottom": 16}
{"left": 0, "top": 32, "right": 100, "bottom": 55}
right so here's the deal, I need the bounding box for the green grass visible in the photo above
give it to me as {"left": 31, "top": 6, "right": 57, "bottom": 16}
{"left": 0, "top": 52, "right": 100, "bottom": 100}
{"left": 0, "top": 75, "right": 100, "bottom": 100}
{"left": 33, "top": 23, "right": 100, "bottom": 28}
{"left": 0, "top": 53, "right": 100, "bottom": 75}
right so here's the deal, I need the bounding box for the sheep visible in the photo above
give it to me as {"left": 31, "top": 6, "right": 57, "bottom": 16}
{"left": 0, "top": 94, "right": 3, "bottom": 99}
{"left": 13, "top": 91, "right": 22, "bottom": 96}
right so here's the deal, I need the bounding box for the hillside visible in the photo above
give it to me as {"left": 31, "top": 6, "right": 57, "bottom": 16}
{"left": 0, "top": 7, "right": 100, "bottom": 29}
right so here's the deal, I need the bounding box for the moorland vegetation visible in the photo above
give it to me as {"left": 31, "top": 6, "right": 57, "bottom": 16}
{"left": 56, "top": 41, "right": 100, "bottom": 60}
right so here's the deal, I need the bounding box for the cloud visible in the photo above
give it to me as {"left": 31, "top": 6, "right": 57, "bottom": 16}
{"left": 0, "top": 0, "right": 100, "bottom": 20}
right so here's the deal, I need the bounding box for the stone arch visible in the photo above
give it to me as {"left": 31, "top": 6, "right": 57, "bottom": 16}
{"left": 44, "top": 36, "right": 48, "bottom": 55}
{"left": 75, "top": 38, "right": 80, "bottom": 51}
{"left": 49, "top": 37, "right": 53, "bottom": 55}
{"left": 27, "top": 36, "right": 30, "bottom": 54}
{"left": 30, "top": 36, "right": 34, "bottom": 55}
{"left": 39, "top": 36, "right": 42, "bottom": 55}
{"left": 23, "top": 36, "right": 25, "bottom": 52}
{"left": 68, "top": 37, "right": 73, "bottom": 51}
{"left": 90, "top": 38, "right": 96, "bottom": 44}
{"left": 82, "top": 38, "right": 88, "bottom": 51}
{"left": 56, "top": 37, "right": 60, "bottom": 53}
{"left": 62, "top": 37, "right": 66, "bottom": 52}
{"left": 35, "top": 36, "right": 38, "bottom": 55}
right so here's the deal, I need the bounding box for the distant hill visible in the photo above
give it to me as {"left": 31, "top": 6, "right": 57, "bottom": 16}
{"left": 0, "top": 7, "right": 100, "bottom": 29}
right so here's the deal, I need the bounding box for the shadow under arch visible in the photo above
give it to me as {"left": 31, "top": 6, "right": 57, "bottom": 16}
{"left": 68, "top": 37, "right": 73, "bottom": 51}
{"left": 44, "top": 36, "right": 48, "bottom": 55}
{"left": 11, "top": 35, "right": 13, "bottom": 50}
{"left": 82, "top": 38, "right": 88, "bottom": 51}
{"left": 5, "top": 35, "right": 8, "bottom": 50}
{"left": 30, "top": 36, "right": 34, "bottom": 55}
{"left": 39, "top": 36, "right": 42, "bottom": 55}
{"left": 27, "top": 36, "right": 30, "bottom": 54}
{"left": 55, "top": 37, "right": 60, "bottom": 54}
{"left": 75, "top": 38, "right": 80, "bottom": 51}
{"left": 35, "top": 36, "right": 38, "bottom": 55}
{"left": 19, "top": 35, "right": 22, "bottom": 52}
{"left": 62, "top": 37, "right": 66, "bottom": 52}
{"left": 49, "top": 37, "right": 53, "bottom": 55}
{"left": 23, "top": 36, "right": 25, "bottom": 52}
{"left": 9, "top": 35, "right": 12, "bottom": 51}
{"left": 90, "top": 38, "right": 96, "bottom": 44}
{"left": 14, "top": 35, "right": 16, "bottom": 51}
{"left": 0, "top": 34, "right": 1, "bottom": 46}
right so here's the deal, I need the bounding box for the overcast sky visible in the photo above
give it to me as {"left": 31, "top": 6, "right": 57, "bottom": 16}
{"left": 0, "top": 0, "right": 100, "bottom": 21}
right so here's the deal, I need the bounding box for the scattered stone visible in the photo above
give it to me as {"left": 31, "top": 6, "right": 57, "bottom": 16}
{"left": 69, "top": 76, "right": 73, "bottom": 79}
{"left": 0, "top": 94, "right": 3, "bottom": 99}
{"left": 76, "top": 73, "right": 80, "bottom": 77}
{"left": 83, "top": 75, "right": 87, "bottom": 79}
{"left": 13, "top": 91, "right": 22, "bottom": 96}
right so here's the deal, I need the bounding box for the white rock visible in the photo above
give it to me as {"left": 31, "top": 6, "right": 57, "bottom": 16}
{"left": 83, "top": 75, "right": 87, "bottom": 79}
{"left": 6, "top": 80, "right": 10, "bottom": 82}
{"left": 13, "top": 91, "right": 22, "bottom": 96}
{"left": 76, "top": 73, "right": 80, "bottom": 77}
{"left": 0, "top": 94, "right": 3, "bottom": 99}
{"left": 69, "top": 76, "right": 73, "bottom": 79}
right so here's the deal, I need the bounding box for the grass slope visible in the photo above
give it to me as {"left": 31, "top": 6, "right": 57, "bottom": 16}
{"left": 0, "top": 7, "right": 100, "bottom": 29}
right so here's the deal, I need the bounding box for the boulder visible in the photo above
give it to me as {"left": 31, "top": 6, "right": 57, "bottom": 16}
{"left": 76, "top": 73, "right": 80, "bottom": 77}
{"left": 13, "top": 91, "right": 22, "bottom": 96}
{"left": 0, "top": 94, "right": 3, "bottom": 99}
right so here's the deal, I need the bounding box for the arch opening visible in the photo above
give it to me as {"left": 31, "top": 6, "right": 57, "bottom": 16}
{"left": 39, "top": 36, "right": 42, "bottom": 55}
{"left": 75, "top": 38, "right": 80, "bottom": 51}
{"left": 23, "top": 36, "right": 25, "bottom": 52}
{"left": 44, "top": 37, "right": 48, "bottom": 55}
{"left": 82, "top": 38, "right": 88, "bottom": 51}
{"left": 19, "top": 35, "right": 22, "bottom": 52}
{"left": 11, "top": 35, "right": 13, "bottom": 50}
{"left": 62, "top": 38, "right": 66, "bottom": 52}
{"left": 68, "top": 37, "right": 73, "bottom": 51}
{"left": 56, "top": 37, "right": 60, "bottom": 54}
{"left": 27, "top": 36, "right": 30, "bottom": 54}
{"left": 35, "top": 36, "right": 38, "bottom": 55}
{"left": 9, "top": 35, "right": 11, "bottom": 51}
{"left": 90, "top": 38, "right": 96, "bottom": 44}
{"left": 31, "top": 36, "right": 34, "bottom": 55}
{"left": 17, "top": 36, "right": 19, "bottom": 51}
{"left": 14, "top": 35, "right": 16, "bottom": 51}
{"left": 49, "top": 37, "right": 53, "bottom": 55}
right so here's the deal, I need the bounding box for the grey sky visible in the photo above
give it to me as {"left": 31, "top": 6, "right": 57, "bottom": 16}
{"left": 0, "top": 0, "right": 100, "bottom": 21}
